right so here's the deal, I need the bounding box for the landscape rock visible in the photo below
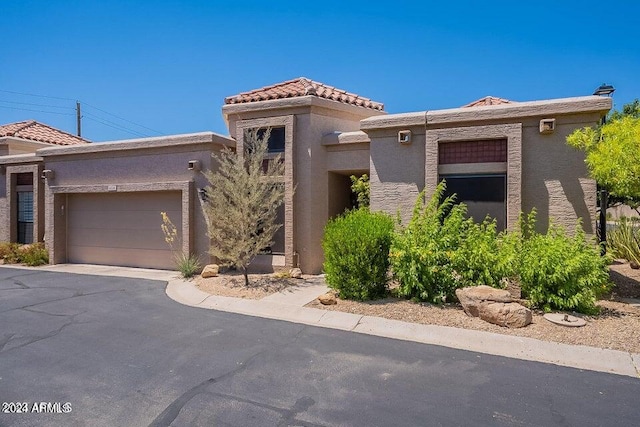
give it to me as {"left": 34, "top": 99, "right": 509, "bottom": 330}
{"left": 318, "top": 292, "right": 337, "bottom": 305}
{"left": 478, "top": 302, "right": 532, "bottom": 328}
{"left": 290, "top": 268, "right": 303, "bottom": 279}
{"left": 455, "top": 285, "right": 513, "bottom": 317}
{"left": 630, "top": 261, "right": 639, "bottom": 270}
{"left": 201, "top": 264, "right": 219, "bottom": 278}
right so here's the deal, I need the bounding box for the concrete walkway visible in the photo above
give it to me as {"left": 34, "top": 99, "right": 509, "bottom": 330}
{"left": 4, "top": 263, "right": 639, "bottom": 379}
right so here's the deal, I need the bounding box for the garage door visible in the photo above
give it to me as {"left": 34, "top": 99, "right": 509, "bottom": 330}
{"left": 67, "top": 191, "right": 182, "bottom": 269}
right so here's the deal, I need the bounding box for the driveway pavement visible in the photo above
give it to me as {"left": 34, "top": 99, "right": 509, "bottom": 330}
{"left": 1, "top": 266, "right": 639, "bottom": 426}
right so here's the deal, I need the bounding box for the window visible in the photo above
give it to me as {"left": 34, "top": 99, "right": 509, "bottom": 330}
{"left": 17, "top": 191, "right": 34, "bottom": 244}
{"left": 256, "top": 127, "right": 285, "bottom": 153}
{"left": 441, "top": 174, "right": 507, "bottom": 230}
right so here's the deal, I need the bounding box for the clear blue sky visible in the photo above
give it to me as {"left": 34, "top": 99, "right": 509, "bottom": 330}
{"left": 1, "top": 0, "right": 638, "bottom": 142}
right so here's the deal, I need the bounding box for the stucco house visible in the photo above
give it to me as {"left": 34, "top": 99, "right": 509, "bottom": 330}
{"left": 0, "top": 78, "right": 612, "bottom": 273}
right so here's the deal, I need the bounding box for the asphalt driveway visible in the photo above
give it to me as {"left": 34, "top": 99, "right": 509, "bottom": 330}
{"left": 0, "top": 267, "right": 639, "bottom": 426}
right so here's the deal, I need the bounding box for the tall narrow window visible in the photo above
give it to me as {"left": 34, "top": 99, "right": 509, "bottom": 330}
{"left": 17, "top": 191, "right": 34, "bottom": 244}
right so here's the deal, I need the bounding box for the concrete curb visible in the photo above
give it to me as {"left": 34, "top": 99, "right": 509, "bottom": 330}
{"left": 3, "top": 264, "right": 638, "bottom": 378}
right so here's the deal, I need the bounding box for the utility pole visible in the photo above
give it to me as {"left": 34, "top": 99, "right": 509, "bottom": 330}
{"left": 76, "top": 101, "right": 82, "bottom": 137}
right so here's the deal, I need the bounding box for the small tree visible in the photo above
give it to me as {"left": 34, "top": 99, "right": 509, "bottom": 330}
{"left": 202, "top": 129, "right": 285, "bottom": 286}
{"left": 567, "top": 114, "right": 640, "bottom": 214}
{"left": 350, "top": 174, "right": 370, "bottom": 209}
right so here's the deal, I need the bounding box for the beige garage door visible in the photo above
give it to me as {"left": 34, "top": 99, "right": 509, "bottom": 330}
{"left": 67, "top": 191, "right": 182, "bottom": 269}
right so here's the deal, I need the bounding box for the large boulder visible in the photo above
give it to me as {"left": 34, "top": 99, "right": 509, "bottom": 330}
{"left": 201, "top": 264, "right": 219, "bottom": 278}
{"left": 455, "top": 285, "right": 513, "bottom": 317}
{"left": 477, "top": 302, "right": 532, "bottom": 328}
{"left": 456, "top": 285, "right": 531, "bottom": 328}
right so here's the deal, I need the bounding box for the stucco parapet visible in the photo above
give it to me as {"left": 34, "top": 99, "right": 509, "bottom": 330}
{"left": 223, "top": 95, "right": 386, "bottom": 120}
{"left": 47, "top": 181, "right": 191, "bottom": 194}
{"left": 426, "top": 96, "right": 611, "bottom": 125}
{"left": 0, "top": 154, "right": 43, "bottom": 165}
{"left": 322, "top": 131, "right": 370, "bottom": 146}
{"left": 360, "top": 112, "right": 426, "bottom": 130}
{"left": 36, "top": 132, "right": 234, "bottom": 157}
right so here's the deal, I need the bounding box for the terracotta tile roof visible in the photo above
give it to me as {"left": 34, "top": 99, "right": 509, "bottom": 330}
{"left": 224, "top": 77, "right": 384, "bottom": 111}
{"left": 0, "top": 120, "right": 90, "bottom": 145}
{"left": 462, "top": 96, "right": 515, "bottom": 108}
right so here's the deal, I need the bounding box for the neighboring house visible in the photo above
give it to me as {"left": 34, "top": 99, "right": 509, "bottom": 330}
{"left": 0, "top": 121, "right": 89, "bottom": 244}
{"left": 0, "top": 78, "right": 612, "bottom": 273}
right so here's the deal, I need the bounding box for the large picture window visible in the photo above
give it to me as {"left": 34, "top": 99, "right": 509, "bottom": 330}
{"left": 440, "top": 174, "right": 506, "bottom": 230}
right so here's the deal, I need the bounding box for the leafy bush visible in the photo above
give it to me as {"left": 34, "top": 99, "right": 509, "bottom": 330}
{"left": 518, "top": 214, "right": 611, "bottom": 314}
{"left": 390, "top": 182, "right": 514, "bottom": 303}
{"left": 0, "top": 242, "right": 49, "bottom": 266}
{"left": 322, "top": 208, "right": 394, "bottom": 300}
{"left": 20, "top": 243, "right": 49, "bottom": 266}
{"left": 350, "top": 174, "right": 370, "bottom": 209}
{"left": 608, "top": 218, "right": 640, "bottom": 266}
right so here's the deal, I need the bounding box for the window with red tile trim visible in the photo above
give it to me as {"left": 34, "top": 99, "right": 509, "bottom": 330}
{"left": 439, "top": 139, "right": 507, "bottom": 164}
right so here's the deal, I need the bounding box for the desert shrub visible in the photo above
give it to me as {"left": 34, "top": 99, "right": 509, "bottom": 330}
{"left": 0, "top": 242, "right": 20, "bottom": 263}
{"left": 19, "top": 243, "right": 49, "bottom": 266}
{"left": 390, "top": 182, "right": 510, "bottom": 303}
{"left": 322, "top": 208, "right": 394, "bottom": 300}
{"left": 174, "top": 252, "right": 202, "bottom": 279}
{"left": 0, "top": 242, "right": 49, "bottom": 266}
{"left": 608, "top": 218, "right": 640, "bottom": 265}
{"left": 518, "top": 216, "right": 611, "bottom": 314}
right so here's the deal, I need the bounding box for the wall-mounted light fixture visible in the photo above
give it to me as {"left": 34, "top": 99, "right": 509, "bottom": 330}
{"left": 41, "top": 169, "right": 55, "bottom": 180}
{"left": 188, "top": 160, "right": 201, "bottom": 171}
{"left": 398, "top": 130, "right": 412, "bottom": 145}
{"left": 539, "top": 118, "right": 556, "bottom": 134}
{"left": 198, "top": 188, "right": 208, "bottom": 201}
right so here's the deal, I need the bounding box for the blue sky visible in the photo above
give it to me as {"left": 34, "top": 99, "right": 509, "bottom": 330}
{"left": 1, "top": 0, "right": 638, "bottom": 142}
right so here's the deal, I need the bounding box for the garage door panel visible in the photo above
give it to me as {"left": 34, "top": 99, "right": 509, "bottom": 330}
{"left": 68, "top": 209, "right": 182, "bottom": 230}
{"left": 68, "top": 246, "right": 174, "bottom": 269}
{"left": 67, "top": 228, "right": 171, "bottom": 250}
{"left": 67, "top": 191, "right": 182, "bottom": 270}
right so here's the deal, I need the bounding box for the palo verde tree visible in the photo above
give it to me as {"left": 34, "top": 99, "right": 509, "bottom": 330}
{"left": 567, "top": 100, "right": 640, "bottom": 214}
{"left": 202, "top": 128, "right": 286, "bottom": 286}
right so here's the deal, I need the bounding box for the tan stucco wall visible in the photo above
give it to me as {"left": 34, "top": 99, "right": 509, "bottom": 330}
{"left": 38, "top": 134, "right": 233, "bottom": 265}
{"left": 224, "top": 97, "right": 384, "bottom": 274}
{"left": 365, "top": 97, "right": 609, "bottom": 235}
{"left": 369, "top": 125, "right": 427, "bottom": 224}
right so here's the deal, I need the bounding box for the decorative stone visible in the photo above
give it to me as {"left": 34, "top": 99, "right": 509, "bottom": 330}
{"left": 201, "top": 264, "right": 219, "bottom": 278}
{"left": 630, "top": 261, "right": 639, "bottom": 270}
{"left": 478, "top": 302, "right": 532, "bottom": 328}
{"left": 290, "top": 268, "right": 303, "bottom": 279}
{"left": 455, "top": 285, "right": 513, "bottom": 317}
{"left": 318, "top": 292, "right": 337, "bottom": 305}
{"left": 543, "top": 313, "right": 587, "bottom": 327}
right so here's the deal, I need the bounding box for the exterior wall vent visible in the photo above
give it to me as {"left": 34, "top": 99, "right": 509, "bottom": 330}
{"left": 398, "top": 130, "right": 412, "bottom": 145}
{"left": 539, "top": 118, "right": 556, "bottom": 134}
{"left": 188, "top": 160, "right": 201, "bottom": 171}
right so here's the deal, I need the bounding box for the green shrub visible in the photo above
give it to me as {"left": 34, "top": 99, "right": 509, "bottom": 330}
{"left": 0, "top": 242, "right": 49, "bottom": 266}
{"left": 174, "top": 252, "right": 202, "bottom": 279}
{"left": 608, "top": 218, "right": 640, "bottom": 265}
{"left": 19, "top": 243, "right": 49, "bottom": 266}
{"left": 390, "top": 182, "right": 513, "bottom": 304}
{"left": 518, "top": 216, "right": 611, "bottom": 314}
{"left": 322, "top": 208, "right": 394, "bottom": 300}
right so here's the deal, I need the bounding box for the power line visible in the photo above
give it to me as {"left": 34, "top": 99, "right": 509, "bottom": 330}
{"left": 0, "top": 104, "right": 75, "bottom": 116}
{"left": 0, "top": 98, "right": 73, "bottom": 110}
{"left": 83, "top": 114, "right": 149, "bottom": 138}
{"left": 0, "top": 88, "right": 165, "bottom": 136}
{"left": 82, "top": 102, "right": 164, "bottom": 135}
{"left": 0, "top": 89, "right": 74, "bottom": 102}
